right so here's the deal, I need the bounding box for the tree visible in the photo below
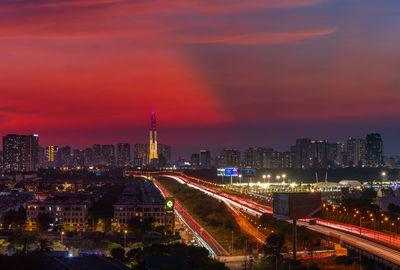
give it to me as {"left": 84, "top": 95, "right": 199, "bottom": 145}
{"left": 263, "top": 233, "right": 286, "bottom": 268}
{"left": 3, "top": 208, "right": 26, "bottom": 229}
{"left": 111, "top": 247, "right": 126, "bottom": 262}
{"left": 37, "top": 213, "right": 52, "bottom": 231}
{"left": 8, "top": 231, "right": 37, "bottom": 253}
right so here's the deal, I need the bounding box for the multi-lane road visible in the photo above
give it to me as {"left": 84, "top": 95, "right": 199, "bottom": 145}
{"left": 160, "top": 174, "right": 400, "bottom": 267}
{"left": 146, "top": 176, "right": 229, "bottom": 257}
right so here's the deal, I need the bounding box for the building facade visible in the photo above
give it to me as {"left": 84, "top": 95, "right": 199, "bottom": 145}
{"left": 3, "top": 134, "right": 39, "bottom": 172}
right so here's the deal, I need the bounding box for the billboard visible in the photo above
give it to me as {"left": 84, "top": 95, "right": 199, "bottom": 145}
{"left": 165, "top": 197, "right": 175, "bottom": 213}
{"left": 217, "top": 168, "right": 239, "bottom": 176}
{"left": 273, "top": 192, "right": 321, "bottom": 220}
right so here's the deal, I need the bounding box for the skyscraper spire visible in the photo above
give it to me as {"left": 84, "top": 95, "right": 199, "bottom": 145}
{"left": 149, "top": 107, "right": 158, "bottom": 163}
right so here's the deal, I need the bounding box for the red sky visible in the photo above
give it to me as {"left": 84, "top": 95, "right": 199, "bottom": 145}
{"left": 1, "top": 0, "right": 400, "bottom": 157}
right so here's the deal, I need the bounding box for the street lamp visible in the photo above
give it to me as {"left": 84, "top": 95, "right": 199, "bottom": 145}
{"left": 124, "top": 230, "right": 127, "bottom": 248}
{"left": 263, "top": 175, "right": 266, "bottom": 184}
{"left": 382, "top": 172, "right": 386, "bottom": 183}
{"left": 61, "top": 231, "right": 65, "bottom": 244}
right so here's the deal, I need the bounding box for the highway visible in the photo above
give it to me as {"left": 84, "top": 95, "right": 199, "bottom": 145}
{"left": 146, "top": 176, "right": 229, "bottom": 257}
{"left": 161, "top": 174, "right": 400, "bottom": 266}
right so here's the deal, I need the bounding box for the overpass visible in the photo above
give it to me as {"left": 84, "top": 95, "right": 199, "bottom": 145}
{"left": 145, "top": 172, "right": 400, "bottom": 268}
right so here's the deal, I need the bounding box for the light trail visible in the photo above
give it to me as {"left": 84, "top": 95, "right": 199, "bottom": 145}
{"left": 144, "top": 175, "right": 229, "bottom": 257}
{"left": 161, "top": 174, "right": 400, "bottom": 266}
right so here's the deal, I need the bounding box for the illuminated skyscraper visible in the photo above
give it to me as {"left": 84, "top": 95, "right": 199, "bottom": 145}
{"left": 2, "top": 134, "right": 39, "bottom": 172}
{"left": 149, "top": 108, "right": 158, "bottom": 163}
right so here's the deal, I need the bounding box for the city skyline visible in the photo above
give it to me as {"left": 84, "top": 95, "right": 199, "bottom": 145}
{"left": 2, "top": 1, "right": 400, "bottom": 156}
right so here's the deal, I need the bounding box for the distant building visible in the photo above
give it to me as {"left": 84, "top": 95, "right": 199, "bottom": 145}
{"left": 190, "top": 153, "right": 200, "bottom": 169}
{"left": 149, "top": 108, "right": 158, "bottom": 164}
{"left": 158, "top": 144, "right": 171, "bottom": 167}
{"left": 26, "top": 198, "right": 89, "bottom": 232}
{"left": 200, "top": 150, "right": 211, "bottom": 169}
{"left": 310, "top": 140, "right": 329, "bottom": 168}
{"left": 243, "top": 147, "right": 264, "bottom": 168}
{"left": 346, "top": 137, "right": 366, "bottom": 167}
{"left": 58, "top": 146, "right": 72, "bottom": 167}
{"left": 46, "top": 146, "right": 59, "bottom": 166}
{"left": 366, "top": 133, "right": 383, "bottom": 167}
{"left": 101, "top": 145, "right": 115, "bottom": 166}
{"left": 114, "top": 179, "right": 174, "bottom": 232}
{"left": 92, "top": 144, "right": 102, "bottom": 166}
{"left": 291, "top": 138, "right": 312, "bottom": 169}
{"left": 73, "top": 149, "right": 84, "bottom": 167}
{"left": 117, "top": 143, "right": 131, "bottom": 167}
{"left": 83, "top": 148, "right": 95, "bottom": 167}
{"left": 220, "top": 149, "right": 241, "bottom": 167}
{"left": 3, "top": 134, "right": 39, "bottom": 172}
{"left": 134, "top": 143, "right": 148, "bottom": 167}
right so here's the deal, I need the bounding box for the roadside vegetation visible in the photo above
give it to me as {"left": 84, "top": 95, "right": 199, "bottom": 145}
{"left": 157, "top": 176, "right": 249, "bottom": 254}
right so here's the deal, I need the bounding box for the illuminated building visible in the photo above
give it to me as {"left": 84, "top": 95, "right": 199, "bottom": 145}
{"left": 366, "top": 133, "right": 384, "bottom": 167}
{"left": 243, "top": 147, "right": 264, "bottom": 168}
{"left": 148, "top": 108, "right": 158, "bottom": 164}
{"left": 2, "top": 134, "right": 39, "bottom": 172}
{"left": 191, "top": 153, "right": 200, "bottom": 169}
{"left": 157, "top": 143, "right": 171, "bottom": 167}
{"left": 134, "top": 143, "right": 148, "bottom": 166}
{"left": 346, "top": 137, "right": 366, "bottom": 167}
{"left": 200, "top": 150, "right": 211, "bottom": 169}
{"left": 46, "top": 145, "right": 59, "bottom": 163}
{"left": 101, "top": 144, "right": 115, "bottom": 166}
{"left": 26, "top": 199, "right": 89, "bottom": 232}
{"left": 117, "top": 143, "right": 131, "bottom": 167}
{"left": 93, "top": 144, "right": 101, "bottom": 166}
{"left": 113, "top": 179, "right": 174, "bottom": 232}
{"left": 220, "top": 148, "right": 241, "bottom": 167}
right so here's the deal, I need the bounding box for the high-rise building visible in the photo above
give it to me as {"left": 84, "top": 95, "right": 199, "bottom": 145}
{"left": 346, "top": 137, "right": 366, "bottom": 167}
{"left": 101, "top": 145, "right": 115, "bottom": 166}
{"left": 3, "top": 134, "right": 38, "bottom": 172}
{"left": 58, "top": 146, "right": 71, "bottom": 167}
{"left": 310, "top": 140, "right": 329, "bottom": 168}
{"left": 73, "top": 149, "right": 85, "bottom": 167}
{"left": 200, "top": 150, "right": 211, "bottom": 169}
{"left": 83, "top": 148, "right": 95, "bottom": 167}
{"left": 46, "top": 145, "right": 59, "bottom": 163}
{"left": 134, "top": 143, "right": 148, "bottom": 167}
{"left": 291, "top": 139, "right": 312, "bottom": 169}
{"left": 220, "top": 149, "right": 241, "bottom": 167}
{"left": 243, "top": 147, "right": 264, "bottom": 168}
{"left": 158, "top": 144, "right": 171, "bottom": 167}
{"left": 190, "top": 153, "right": 200, "bottom": 169}
{"left": 93, "top": 144, "right": 101, "bottom": 166}
{"left": 117, "top": 143, "right": 131, "bottom": 167}
{"left": 366, "top": 133, "right": 383, "bottom": 167}
{"left": 37, "top": 146, "right": 46, "bottom": 167}
{"left": 149, "top": 108, "right": 158, "bottom": 164}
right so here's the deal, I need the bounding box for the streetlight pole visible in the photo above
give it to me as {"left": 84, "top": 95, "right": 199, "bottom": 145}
{"left": 124, "top": 230, "right": 127, "bottom": 249}
{"left": 239, "top": 174, "right": 242, "bottom": 185}
{"left": 61, "top": 231, "right": 64, "bottom": 244}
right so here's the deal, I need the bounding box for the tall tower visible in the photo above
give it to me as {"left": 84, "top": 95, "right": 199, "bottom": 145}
{"left": 149, "top": 107, "right": 158, "bottom": 163}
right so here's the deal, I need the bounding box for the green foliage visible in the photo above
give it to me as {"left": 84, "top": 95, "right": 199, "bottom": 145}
{"left": 158, "top": 177, "right": 247, "bottom": 251}
{"left": 3, "top": 208, "right": 26, "bottom": 229}
{"left": 131, "top": 243, "right": 229, "bottom": 270}
{"left": 8, "top": 230, "right": 38, "bottom": 253}
{"left": 0, "top": 252, "right": 45, "bottom": 270}
{"left": 89, "top": 184, "right": 125, "bottom": 232}
{"left": 110, "top": 247, "right": 126, "bottom": 262}
{"left": 68, "top": 238, "right": 122, "bottom": 251}
{"left": 37, "top": 213, "right": 52, "bottom": 231}
{"left": 388, "top": 203, "right": 400, "bottom": 214}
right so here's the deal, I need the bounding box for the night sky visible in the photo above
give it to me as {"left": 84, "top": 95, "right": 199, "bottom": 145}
{"left": 1, "top": 0, "right": 400, "bottom": 158}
